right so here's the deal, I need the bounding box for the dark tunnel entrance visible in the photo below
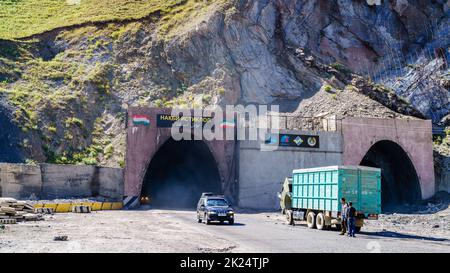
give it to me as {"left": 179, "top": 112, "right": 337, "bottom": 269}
{"left": 141, "top": 138, "right": 222, "bottom": 209}
{"left": 360, "top": 140, "right": 422, "bottom": 212}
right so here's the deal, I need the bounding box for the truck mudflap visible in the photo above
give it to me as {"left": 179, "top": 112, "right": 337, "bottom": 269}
{"left": 331, "top": 219, "right": 341, "bottom": 225}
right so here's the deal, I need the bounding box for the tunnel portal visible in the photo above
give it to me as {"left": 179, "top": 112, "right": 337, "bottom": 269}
{"left": 141, "top": 138, "right": 222, "bottom": 209}
{"left": 360, "top": 140, "right": 422, "bottom": 212}
{"left": 125, "top": 109, "right": 435, "bottom": 210}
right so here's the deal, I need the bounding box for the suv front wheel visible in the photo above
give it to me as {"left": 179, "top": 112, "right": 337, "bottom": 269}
{"left": 205, "top": 213, "right": 211, "bottom": 225}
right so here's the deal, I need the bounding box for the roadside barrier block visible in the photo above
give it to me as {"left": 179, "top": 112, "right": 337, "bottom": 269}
{"left": 101, "top": 202, "right": 113, "bottom": 210}
{"left": 55, "top": 203, "right": 72, "bottom": 213}
{"left": 35, "top": 207, "right": 54, "bottom": 214}
{"left": 91, "top": 202, "right": 103, "bottom": 211}
{"left": 111, "top": 202, "right": 123, "bottom": 210}
{"left": 72, "top": 205, "right": 91, "bottom": 213}
{"left": 43, "top": 204, "right": 57, "bottom": 210}
{"left": 32, "top": 201, "right": 123, "bottom": 213}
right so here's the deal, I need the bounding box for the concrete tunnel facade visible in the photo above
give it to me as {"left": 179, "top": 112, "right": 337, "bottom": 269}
{"left": 124, "top": 107, "right": 436, "bottom": 210}
{"left": 123, "top": 107, "right": 236, "bottom": 208}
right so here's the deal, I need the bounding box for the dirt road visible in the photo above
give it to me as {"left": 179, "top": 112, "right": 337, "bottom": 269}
{"left": 0, "top": 209, "right": 449, "bottom": 253}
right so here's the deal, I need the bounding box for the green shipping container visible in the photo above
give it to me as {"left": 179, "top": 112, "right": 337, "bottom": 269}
{"left": 291, "top": 166, "right": 381, "bottom": 216}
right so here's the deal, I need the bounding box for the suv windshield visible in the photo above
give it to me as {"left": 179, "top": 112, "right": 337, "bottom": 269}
{"left": 206, "top": 199, "right": 228, "bottom": 207}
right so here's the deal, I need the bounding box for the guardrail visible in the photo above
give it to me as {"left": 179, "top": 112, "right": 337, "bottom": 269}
{"left": 244, "top": 114, "right": 343, "bottom": 132}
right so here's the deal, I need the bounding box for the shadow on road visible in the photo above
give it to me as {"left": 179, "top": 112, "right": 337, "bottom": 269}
{"left": 200, "top": 222, "right": 246, "bottom": 227}
{"left": 136, "top": 206, "right": 246, "bottom": 226}
{"left": 288, "top": 222, "right": 449, "bottom": 243}
{"left": 360, "top": 231, "right": 450, "bottom": 243}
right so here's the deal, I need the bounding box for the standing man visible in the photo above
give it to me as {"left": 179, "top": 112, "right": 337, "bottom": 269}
{"left": 346, "top": 202, "right": 357, "bottom": 237}
{"left": 340, "top": 198, "right": 348, "bottom": 235}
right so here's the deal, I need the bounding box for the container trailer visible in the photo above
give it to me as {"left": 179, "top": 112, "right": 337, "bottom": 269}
{"left": 284, "top": 166, "right": 381, "bottom": 231}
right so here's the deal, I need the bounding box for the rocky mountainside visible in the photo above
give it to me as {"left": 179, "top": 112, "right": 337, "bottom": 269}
{"left": 0, "top": 0, "right": 448, "bottom": 167}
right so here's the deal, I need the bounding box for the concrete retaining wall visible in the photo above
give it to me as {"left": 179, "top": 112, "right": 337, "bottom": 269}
{"left": 0, "top": 164, "right": 42, "bottom": 199}
{"left": 0, "top": 163, "right": 123, "bottom": 201}
{"left": 436, "top": 155, "right": 450, "bottom": 194}
{"left": 237, "top": 131, "right": 343, "bottom": 210}
{"left": 437, "top": 173, "right": 450, "bottom": 193}
{"left": 98, "top": 166, "right": 125, "bottom": 200}
{"left": 40, "top": 164, "right": 97, "bottom": 199}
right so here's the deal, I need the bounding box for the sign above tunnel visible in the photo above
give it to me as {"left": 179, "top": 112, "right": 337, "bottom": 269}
{"left": 156, "top": 114, "right": 213, "bottom": 128}
{"left": 265, "top": 134, "right": 320, "bottom": 148}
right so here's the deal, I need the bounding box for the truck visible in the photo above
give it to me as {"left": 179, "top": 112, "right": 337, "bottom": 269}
{"left": 284, "top": 166, "right": 381, "bottom": 231}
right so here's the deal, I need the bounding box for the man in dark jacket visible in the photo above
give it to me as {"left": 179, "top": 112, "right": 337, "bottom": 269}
{"left": 340, "top": 198, "right": 348, "bottom": 235}
{"left": 346, "top": 202, "right": 357, "bottom": 237}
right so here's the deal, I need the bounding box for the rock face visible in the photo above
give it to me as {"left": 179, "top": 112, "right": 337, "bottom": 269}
{"left": 0, "top": 0, "right": 448, "bottom": 166}
{"left": 159, "top": 0, "right": 449, "bottom": 108}
{"left": 0, "top": 102, "right": 24, "bottom": 163}
{"left": 435, "top": 151, "right": 450, "bottom": 193}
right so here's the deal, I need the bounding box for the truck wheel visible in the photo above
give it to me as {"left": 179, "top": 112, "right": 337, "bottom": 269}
{"left": 286, "top": 210, "right": 294, "bottom": 225}
{"left": 355, "top": 226, "right": 361, "bottom": 233}
{"left": 306, "top": 211, "right": 316, "bottom": 229}
{"left": 316, "top": 213, "right": 326, "bottom": 230}
{"left": 198, "top": 218, "right": 202, "bottom": 223}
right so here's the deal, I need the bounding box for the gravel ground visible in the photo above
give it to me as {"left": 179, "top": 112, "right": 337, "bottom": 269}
{"left": 363, "top": 196, "right": 450, "bottom": 240}
{"left": 0, "top": 207, "right": 449, "bottom": 253}
{"left": 1, "top": 195, "right": 448, "bottom": 253}
{"left": 0, "top": 210, "right": 236, "bottom": 253}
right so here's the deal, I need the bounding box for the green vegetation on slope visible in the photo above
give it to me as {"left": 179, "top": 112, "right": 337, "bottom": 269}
{"left": 0, "top": 0, "right": 226, "bottom": 166}
{"left": 0, "top": 0, "right": 221, "bottom": 39}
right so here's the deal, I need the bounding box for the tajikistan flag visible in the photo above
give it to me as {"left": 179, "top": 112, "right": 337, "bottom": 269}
{"left": 220, "top": 119, "right": 236, "bottom": 129}
{"left": 132, "top": 115, "right": 150, "bottom": 126}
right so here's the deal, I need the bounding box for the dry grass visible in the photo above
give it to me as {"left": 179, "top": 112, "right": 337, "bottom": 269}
{"left": 0, "top": 0, "right": 203, "bottom": 39}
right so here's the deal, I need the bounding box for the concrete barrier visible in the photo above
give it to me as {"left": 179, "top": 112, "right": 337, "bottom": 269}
{"left": 436, "top": 156, "right": 450, "bottom": 193}
{"left": 32, "top": 202, "right": 123, "bottom": 213}
{"left": 40, "top": 164, "right": 96, "bottom": 199}
{"left": 0, "top": 163, "right": 123, "bottom": 201}
{"left": 0, "top": 163, "right": 42, "bottom": 199}
{"left": 98, "top": 167, "right": 124, "bottom": 201}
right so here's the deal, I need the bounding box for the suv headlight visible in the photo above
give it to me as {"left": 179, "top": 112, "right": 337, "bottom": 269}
{"left": 208, "top": 211, "right": 217, "bottom": 215}
{"left": 228, "top": 211, "right": 234, "bottom": 214}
